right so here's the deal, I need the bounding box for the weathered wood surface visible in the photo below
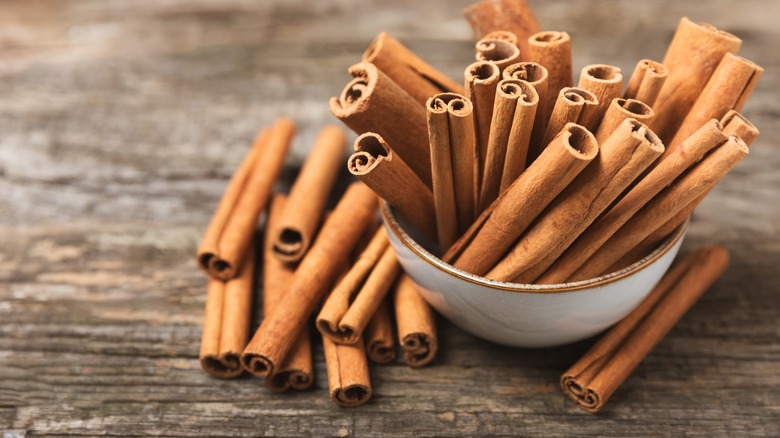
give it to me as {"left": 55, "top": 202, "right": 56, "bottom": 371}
{"left": 1, "top": 0, "right": 778, "bottom": 436}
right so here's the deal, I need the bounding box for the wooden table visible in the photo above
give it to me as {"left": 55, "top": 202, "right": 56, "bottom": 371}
{"left": 1, "top": 0, "right": 778, "bottom": 436}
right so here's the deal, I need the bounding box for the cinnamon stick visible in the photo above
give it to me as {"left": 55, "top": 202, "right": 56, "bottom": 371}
{"left": 348, "top": 133, "right": 436, "bottom": 239}
{"left": 272, "top": 125, "right": 345, "bottom": 263}
{"left": 362, "top": 32, "right": 464, "bottom": 106}
{"left": 198, "top": 119, "right": 294, "bottom": 280}
{"left": 540, "top": 87, "right": 598, "bottom": 151}
{"left": 446, "top": 123, "right": 598, "bottom": 276}
{"left": 594, "top": 98, "right": 654, "bottom": 144}
{"left": 489, "top": 119, "right": 664, "bottom": 283}
{"left": 317, "top": 228, "right": 401, "bottom": 345}
{"left": 263, "top": 196, "right": 313, "bottom": 392}
{"left": 479, "top": 79, "right": 539, "bottom": 210}
{"left": 503, "top": 62, "right": 550, "bottom": 160}
{"left": 475, "top": 37, "right": 521, "bottom": 72}
{"left": 721, "top": 110, "right": 760, "bottom": 146}
{"left": 525, "top": 31, "right": 573, "bottom": 127}
{"left": 668, "top": 53, "right": 763, "bottom": 151}
{"left": 465, "top": 61, "right": 501, "bottom": 188}
{"left": 241, "top": 183, "right": 377, "bottom": 377}
{"left": 623, "top": 59, "right": 668, "bottom": 108}
{"left": 199, "top": 245, "right": 255, "bottom": 379}
{"left": 462, "top": 0, "right": 542, "bottom": 56}
{"left": 330, "top": 62, "right": 432, "bottom": 188}
{"left": 650, "top": 17, "right": 742, "bottom": 144}
{"left": 570, "top": 135, "right": 748, "bottom": 281}
{"left": 394, "top": 274, "right": 438, "bottom": 368}
{"left": 538, "top": 119, "right": 727, "bottom": 284}
{"left": 427, "top": 92, "right": 478, "bottom": 248}
{"left": 577, "top": 64, "right": 623, "bottom": 128}
{"left": 561, "top": 245, "right": 729, "bottom": 413}
{"left": 323, "top": 336, "right": 372, "bottom": 408}
{"left": 483, "top": 30, "right": 518, "bottom": 46}
{"left": 364, "top": 298, "right": 396, "bottom": 364}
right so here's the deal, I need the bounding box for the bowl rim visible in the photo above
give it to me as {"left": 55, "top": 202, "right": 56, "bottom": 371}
{"left": 380, "top": 200, "right": 689, "bottom": 294}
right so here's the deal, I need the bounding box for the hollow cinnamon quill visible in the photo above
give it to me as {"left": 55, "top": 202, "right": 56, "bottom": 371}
{"left": 577, "top": 64, "right": 623, "bottom": 128}
{"left": 199, "top": 244, "right": 255, "bottom": 378}
{"left": 330, "top": 62, "right": 432, "bottom": 188}
{"left": 394, "top": 274, "right": 437, "bottom": 368}
{"left": 446, "top": 123, "right": 597, "bottom": 276}
{"left": 623, "top": 59, "right": 668, "bottom": 108}
{"left": 324, "top": 336, "right": 372, "bottom": 408}
{"left": 364, "top": 298, "right": 396, "bottom": 363}
{"left": 650, "top": 17, "right": 741, "bottom": 143}
{"left": 503, "top": 62, "right": 550, "bottom": 159}
{"left": 363, "top": 32, "right": 464, "bottom": 105}
{"left": 198, "top": 119, "right": 294, "bottom": 280}
{"left": 538, "top": 119, "right": 726, "bottom": 284}
{"left": 348, "top": 133, "right": 436, "bottom": 239}
{"left": 272, "top": 125, "right": 345, "bottom": 263}
{"left": 475, "top": 37, "right": 521, "bottom": 72}
{"left": 489, "top": 119, "right": 664, "bottom": 283}
{"left": 317, "top": 228, "right": 401, "bottom": 345}
{"left": 570, "top": 135, "right": 748, "bottom": 281}
{"left": 525, "top": 31, "right": 573, "bottom": 126}
{"left": 465, "top": 61, "right": 500, "bottom": 188}
{"left": 594, "top": 98, "right": 654, "bottom": 144}
{"left": 463, "top": 0, "right": 542, "bottom": 56}
{"left": 241, "top": 183, "right": 377, "bottom": 377}
{"left": 561, "top": 245, "right": 729, "bottom": 413}
{"left": 668, "top": 53, "right": 763, "bottom": 151}
{"left": 263, "top": 196, "right": 314, "bottom": 392}
{"left": 540, "top": 87, "right": 598, "bottom": 152}
{"left": 479, "top": 79, "right": 539, "bottom": 210}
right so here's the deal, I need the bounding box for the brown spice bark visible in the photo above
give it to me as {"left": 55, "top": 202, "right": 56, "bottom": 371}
{"left": 594, "top": 98, "right": 654, "bottom": 144}
{"left": 394, "top": 274, "right": 438, "bottom": 368}
{"left": 540, "top": 87, "right": 598, "bottom": 152}
{"left": 525, "top": 31, "right": 572, "bottom": 129}
{"left": 577, "top": 64, "right": 623, "bottom": 129}
{"left": 623, "top": 59, "right": 668, "bottom": 108}
{"left": 503, "top": 62, "right": 550, "bottom": 161}
{"left": 364, "top": 298, "right": 396, "bottom": 364}
{"left": 463, "top": 0, "right": 542, "bottom": 57}
{"left": 465, "top": 61, "right": 501, "bottom": 190}
{"left": 475, "top": 37, "right": 521, "bottom": 72}
{"left": 324, "top": 336, "right": 372, "bottom": 407}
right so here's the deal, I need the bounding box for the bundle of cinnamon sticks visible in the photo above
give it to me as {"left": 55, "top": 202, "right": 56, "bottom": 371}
{"left": 196, "top": 120, "right": 438, "bottom": 408}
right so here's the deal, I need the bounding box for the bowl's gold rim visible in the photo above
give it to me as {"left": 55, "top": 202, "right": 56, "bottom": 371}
{"left": 380, "top": 201, "right": 689, "bottom": 294}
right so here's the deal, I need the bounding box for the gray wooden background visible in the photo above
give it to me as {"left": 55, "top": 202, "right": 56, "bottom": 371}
{"left": 1, "top": 0, "right": 778, "bottom": 436}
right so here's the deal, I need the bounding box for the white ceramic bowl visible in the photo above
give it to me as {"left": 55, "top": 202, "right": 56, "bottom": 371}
{"left": 380, "top": 201, "right": 687, "bottom": 348}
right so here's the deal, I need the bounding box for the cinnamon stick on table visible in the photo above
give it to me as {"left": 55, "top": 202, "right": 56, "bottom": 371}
{"left": 570, "top": 135, "right": 749, "bottom": 281}
{"left": 241, "top": 183, "right": 377, "bottom": 377}
{"left": 263, "top": 196, "right": 314, "bottom": 392}
{"left": 668, "top": 53, "right": 763, "bottom": 151}
{"left": 199, "top": 245, "right": 255, "bottom": 378}
{"left": 317, "top": 228, "right": 401, "bottom": 345}
{"left": 561, "top": 245, "right": 730, "bottom": 413}
{"left": 577, "top": 64, "right": 623, "bottom": 129}
{"left": 198, "top": 119, "right": 293, "bottom": 280}
{"left": 323, "top": 336, "right": 372, "bottom": 407}
{"left": 330, "top": 62, "right": 432, "bottom": 188}
{"left": 364, "top": 298, "right": 396, "bottom": 363}
{"left": 538, "top": 119, "right": 727, "bottom": 284}
{"left": 394, "top": 274, "right": 438, "bottom": 368}
{"left": 503, "top": 62, "right": 550, "bottom": 159}
{"left": 362, "top": 32, "right": 464, "bottom": 105}
{"left": 479, "top": 78, "right": 539, "bottom": 210}
{"left": 463, "top": 0, "right": 542, "bottom": 57}
{"left": 623, "top": 59, "right": 668, "bottom": 108}
{"left": 427, "top": 92, "right": 478, "bottom": 248}
{"left": 272, "top": 125, "right": 345, "bottom": 263}
{"left": 489, "top": 119, "right": 664, "bottom": 284}
{"left": 445, "top": 123, "right": 597, "bottom": 276}
{"left": 650, "top": 17, "right": 742, "bottom": 144}
{"left": 525, "top": 30, "right": 573, "bottom": 129}
{"left": 465, "top": 61, "right": 501, "bottom": 191}
{"left": 348, "top": 133, "right": 436, "bottom": 239}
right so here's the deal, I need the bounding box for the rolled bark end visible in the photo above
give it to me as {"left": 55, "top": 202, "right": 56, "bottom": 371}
{"left": 475, "top": 38, "right": 521, "bottom": 67}
{"left": 560, "top": 123, "right": 599, "bottom": 159}
{"left": 329, "top": 63, "right": 377, "bottom": 117}
{"left": 334, "top": 384, "right": 372, "bottom": 408}
{"left": 502, "top": 61, "right": 548, "bottom": 85}
{"left": 200, "top": 354, "right": 243, "bottom": 379}
{"left": 531, "top": 30, "right": 569, "bottom": 44}
{"left": 627, "top": 119, "right": 664, "bottom": 154}
{"left": 367, "top": 341, "right": 396, "bottom": 363}
{"left": 348, "top": 133, "right": 390, "bottom": 175}
{"left": 561, "top": 87, "right": 598, "bottom": 105}
{"left": 483, "top": 30, "right": 518, "bottom": 46}
{"left": 498, "top": 78, "right": 539, "bottom": 105}
{"left": 402, "top": 333, "right": 437, "bottom": 368}
{"left": 721, "top": 110, "right": 760, "bottom": 146}
{"left": 266, "top": 370, "right": 314, "bottom": 393}
{"left": 582, "top": 64, "right": 623, "bottom": 83}
{"left": 561, "top": 376, "right": 601, "bottom": 413}
{"left": 241, "top": 353, "right": 273, "bottom": 377}
{"left": 465, "top": 61, "right": 501, "bottom": 85}
{"left": 272, "top": 228, "right": 305, "bottom": 262}
{"left": 204, "top": 255, "right": 234, "bottom": 281}
{"left": 687, "top": 17, "right": 740, "bottom": 43}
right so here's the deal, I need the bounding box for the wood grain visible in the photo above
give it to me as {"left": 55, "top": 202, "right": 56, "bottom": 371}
{"left": 1, "top": 0, "right": 779, "bottom": 436}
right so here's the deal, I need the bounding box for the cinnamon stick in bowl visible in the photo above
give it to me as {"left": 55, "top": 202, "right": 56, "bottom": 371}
{"left": 199, "top": 245, "right": 255, "bottom": 379}
{"left": 197, "top": 118, "right": 294, "bottom": 280}
{"left": 594, "top": 98, "right": 654, "bottom": 143}
{"left": 330, "top": 62, "right": 431, "bottom": 188}
{"left": 263, "top": 196, "right": 314, "bottom": 392}
{"left": 623, "top": 59, "right": 668, "bottom": 108}
{"left": 241, "top": 183, "right": 377, "bottom": 378}
{"left": 577, "top": 64, "right": 623, "bottom": 128}
{"left": 475, "top": 37, "right": 521, "bottom": 72}
{"left": 465, "top": 61, "right": 500, "bottom": 187}
{"left": 362, "top": 32, "right": 464, "bottom": 105}
{"left": 503, "top": 62, "right": 550, "bottom": 158}
{"left": 317, "top": 228, "right": 401, "bottom": 345}
{"left": 561, "top": 245, "right": 729, "bottom": 413}
{"left": 526, "top": 31, "right": 573, "bottom": 125}
{"left": 348, "top": 133, "right": 436, "bottom": 240}
{"left": 394, "top": 274, "right": 438, "bottom": 368}
{"left": 271, "top": 125, "right": 345, "bottom": 263}
{"left": 540, "top": 87, "right": 598, "bottom": 151}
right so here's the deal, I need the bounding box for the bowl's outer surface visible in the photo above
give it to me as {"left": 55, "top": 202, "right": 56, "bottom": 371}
{"left": 382, "top": 203, "right": 686, "bottom": 348}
